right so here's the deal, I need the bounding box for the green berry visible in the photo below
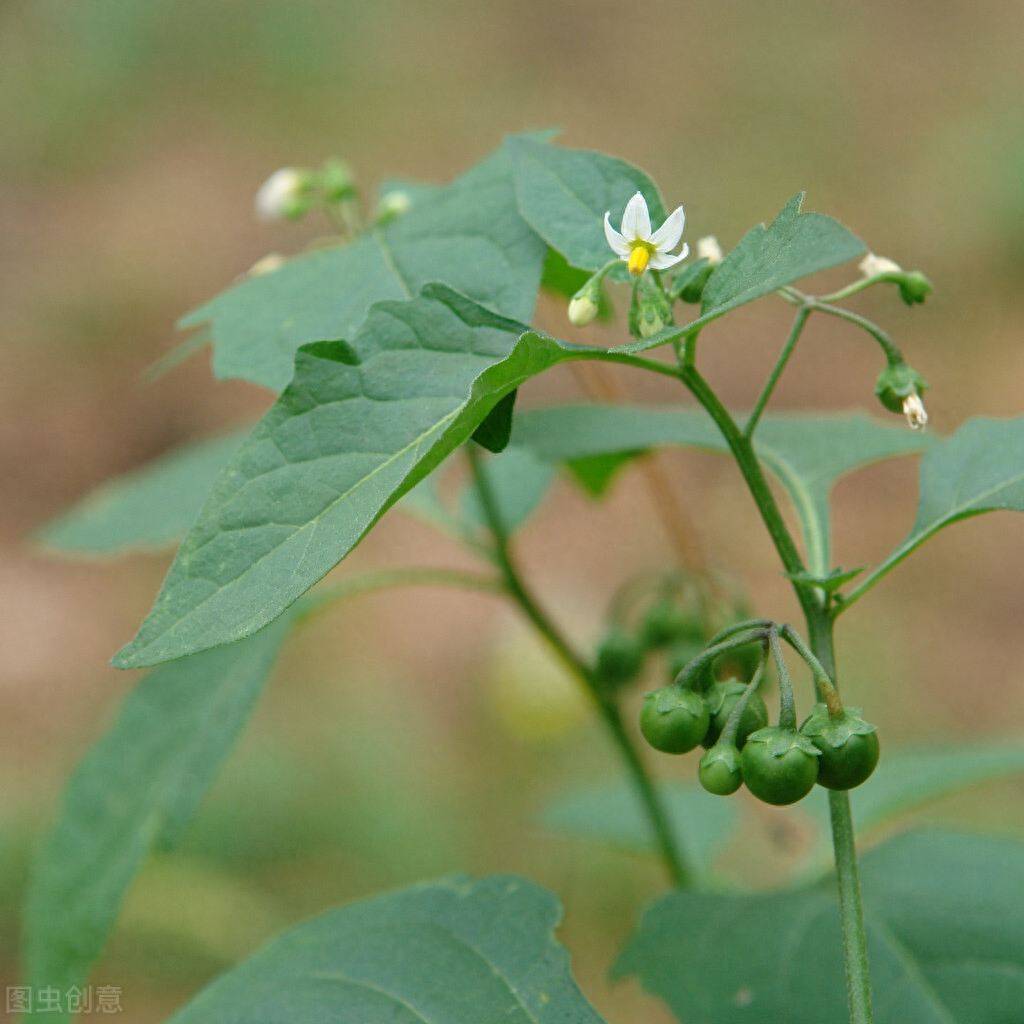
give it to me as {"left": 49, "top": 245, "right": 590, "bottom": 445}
{"left": 595, "top": 629, "right": 645, "bottom": 686}
{"left": 800, "top": 704, "right": 880, "bottom": 790}
{"left": 740, "top": 726, "right": 820, "bottom": 805}
{"left": 699, "top": 744, "right": 743, "bottom": 795}
{"left": 639, "top": 687, "right": 710, "bottom": 755}
{"left": 641, "top": 602, "right": 702, "bottom": 649}
{"left": 702, "top": 679, "right": 769, "bottom": 749}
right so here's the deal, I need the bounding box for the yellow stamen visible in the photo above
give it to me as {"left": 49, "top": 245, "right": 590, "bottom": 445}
{"left": 627, "top": 244, "right": 651, "bottom": 276}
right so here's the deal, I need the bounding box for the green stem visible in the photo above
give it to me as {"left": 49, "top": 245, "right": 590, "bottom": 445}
{"left": 768, "top": 628, "right": 797, "bottom": 729}
{"left": 744, "top": 304, "right": 812, "bottom": 438}
{"left": 673, "top": 359, "right": 872, "bottom": 1023}
{"left": 783, "top": 288, "right": 903, "bottom": 366}
{"left": 779, "top": 622, "right": 844, "bottom": 716}
{"left": 465, "top": 443, "right": 691, "bottom": 887}
{"left": 678, "top": 365, "right": 821, "bottom": 625}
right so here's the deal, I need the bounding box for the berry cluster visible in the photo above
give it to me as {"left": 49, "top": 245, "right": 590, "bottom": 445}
{"left": 638, "top": 621, "right": 879, "bottom": 806}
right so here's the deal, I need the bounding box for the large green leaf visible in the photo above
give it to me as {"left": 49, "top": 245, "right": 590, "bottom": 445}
{"left": 167, "top": 875, "right": 606, "bottom": 1024}
{"left": 849, "top": 417, "right": 1024, "bottom": 601}
{"left": 39, "top": 429, "right": 249, "bottom": 555}
{"left": 801, "top": 737, "right": 1024, "bottom": 840}
{"left": 541, "top": 779, "right": 738, "bottom": 878}
{"left": 114, "top": 291, "right": 658, "bottom": 668}
{"left": 616, "top": 829, "right": 1024, "bottom": 1024}
{"left": 181, "top": 147, "right": 547, "bottom": 391}
{"left": 507, "top": 136, "right": 666, "bottom": 272}
{"left": 511, "top": 405, "right": 932, "bottom": 574}
{"left": 615, "top": 193, "right": 866, "bottom": 354}
{"left": 23, "top": 615, "right": 293, "bottom": 1015}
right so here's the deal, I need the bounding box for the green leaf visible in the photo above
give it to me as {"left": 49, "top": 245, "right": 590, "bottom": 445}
{"left": 616, "top": 829, "right": 1024, "bottom": 1024}
{"left": 801, "top": 737, "right": 1024, "bottom": 839}
{"left": 507, "top": 136, "right": 666, "bottom": 273}
{"left": 614, "top": 194, "right": 866, "bottom": 354}
{"left": 114, "top": 291, "right": 649, "bottom": 668}
{"left": 166, "top": 875, "right": 607, "bottom": 1024}
{"left": 471, "top": 389, "right": 518, "bottom": 453}
{"left": 38, "top": 429, "right": 249, "bottom": 555}
{"left": 851, "top": 417, "right": 1024, "bottom": 601}
{"left": 564, "top": 451, "right": 639, "bottom": 497}
{"left": 510, "top": 406, "right": 933, "bottom": 574}
{"left": 23, "top": 615, "right": 293, "bottom": 1014}
{"left": 541, "top": 779, "right": 738, "bottom": 877}
{"left": 181, "top": 147, "right": 547, "bottom": 391}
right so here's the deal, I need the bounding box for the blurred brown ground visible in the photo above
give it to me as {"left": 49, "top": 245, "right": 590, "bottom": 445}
{"left": 2, "top": 0, "right": 1024, "bottom": 1020}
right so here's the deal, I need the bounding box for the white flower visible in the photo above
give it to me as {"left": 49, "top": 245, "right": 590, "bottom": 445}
{"left": 255, "top": 168, "right": 308, "bottom": 221}
{"left": 903, "top": 392, "right": 928, "bottom": 430}
{"left": 859, "top": 253, "right": 902, "bottom": 278}
{"left": 696, "top": 235, "right": 724, "bottom": 265}
{"left": 604, "top": 192, "right": 688, "bottom": 277}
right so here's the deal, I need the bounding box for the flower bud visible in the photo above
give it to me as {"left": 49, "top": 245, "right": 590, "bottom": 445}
{"left": 567, "top": 273, "right": 606, "bottom": 328}
{"left": 319, "top": 159, "right": 357, "bottom": 203}
{"left": 696, "top": 235, "right": 724, "bottom": 265}
{"left": 254, "top": 168, "right": 314, "bottom": 221}
{"left": 859, "top": 254, "right": 932, "bottom": 305}
{"left": 374, "top": 189, "right": 412, "bottom": 226}
{"left": 875, "top": 362, "right": 928, "bottom": 428}
{"left": 631, "top": 284, "right": 673, "bottom": 339}
{"left": 859, "top": 253, "right": 902, "bottom": 278}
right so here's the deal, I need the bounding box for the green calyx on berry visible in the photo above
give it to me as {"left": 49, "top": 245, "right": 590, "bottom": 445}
{"left": 799, "top": 704, "right": 880, "bottom": 790}
{"left": 702, "top": 679, "right": 769, "bottom": 749}
{"left": 740, "top": 726, "right": 820, "bottom": 805}
{"left": 595, "top": 628, "right": 646, "bottom": 687}
{"left": 639, "top": 686, "right": 710, "bottom": 755}
{"left": 699, "top": 743, "right": 743, "bottom": 796}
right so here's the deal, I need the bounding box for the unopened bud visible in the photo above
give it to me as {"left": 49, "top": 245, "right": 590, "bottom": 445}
{"left": 896, "top": 270, "right": 932, "bottom": 306}
{"left": 319, "top": 159, "right": 357, "bottom": 203}
{"left": 638, "top": 307, "right": 666, "bottom": 338}
{"left": 255, "top": 168, "right": 313, "bottom": 221}
{"left": 374, "top": 189, "right": 412, "bottom": 226}
{"left": 568, "top": 291, "right": 600, "bottom": 328}
{"left": 875, "top": 362, "right": 928, "bottom": 424}
{"left": 859, "top": 253, "right": 902, "bottom": 278}
{"left": 696, "top": 235, "right": 724, "bottom": 265}
{"left": 248, "top": 253, "right": 287, "bottom": 277}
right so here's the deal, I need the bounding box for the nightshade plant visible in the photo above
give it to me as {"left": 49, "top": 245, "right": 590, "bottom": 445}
{"left": 26, "top": 136, "right": 1024, "bottom": 1024}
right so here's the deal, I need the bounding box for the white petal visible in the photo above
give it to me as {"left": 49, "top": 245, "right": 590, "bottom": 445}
{"left": 620, "top": 192, "right": 651, "bottom": 242}
{"left": 604, "top": 212, "right": 631, "bottom": 257}
{"left": 649, "top": 243, "right": 690, "bottom": 271}
{"left": 648, "top": 205, "right": 686, "bottom": 252}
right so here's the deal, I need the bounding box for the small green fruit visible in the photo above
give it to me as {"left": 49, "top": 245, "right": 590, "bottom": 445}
{"left": 741, "top": 726, "right": 820, "bottom": 805}
{"left": 702, "top": 679, "right": 769, "bottom": 749}
{"left": 595, "top": 629, "right": 646, "bottom": 686}
{"left": 800, "top": 704, "right": 880, "bottom": 790}
{"left": 699, "top": 744, "right": 743, "bottom": 795}
{"left": 641, "top": 602, "right": 702, "bottom": 649}
{"left": 639, "top": 687, "right": 710, "bottom": 755}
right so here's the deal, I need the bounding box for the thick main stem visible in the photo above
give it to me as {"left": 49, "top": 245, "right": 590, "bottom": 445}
{"left": 465, "top": 444, "right": 691, "bottom": 887}
{"left": 676, "top": 364, "right": 873, "bottom": 1023}
{"left": 807, "top": 616, "right": 874, "bottom": 1024}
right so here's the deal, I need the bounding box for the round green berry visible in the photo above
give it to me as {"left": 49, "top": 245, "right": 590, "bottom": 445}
{"left": 639, "top": 687, "right": 710, "bottom": 755}
{"left": 699, "top": 744, "right": 743, "bottom": 796}
{"left": 641, "top": 602, "right": 703, "bottom": 650}
{"left": 595, "top": 629, "right": 645, "bottom": 686}
{"left": 800, "top": 705, "right": 880, "bottom": 790}
{"left": 702, "top": 679, "right": 769, "bottom": 749}
{"left": 740, "top": 726, "right": 820, "bottom": 806}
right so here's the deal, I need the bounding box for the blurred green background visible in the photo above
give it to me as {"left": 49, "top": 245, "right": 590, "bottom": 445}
{"left": 2, "top": 1, "right": 1024, "bottom": 1021}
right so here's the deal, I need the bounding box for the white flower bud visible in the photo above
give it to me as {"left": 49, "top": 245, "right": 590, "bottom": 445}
{"left": 248, "top": 253, "right": 287, "bottom": 277}
{"left": 902, "top": 392, "right": 928, "bottom": 430}
{"left": 255, "top": 168, "right": 309, "bottom": 221}
{"left": 374, "top": 190, "right": 412, "bottom": 226}
{"left": 859, "top": 253, "right": 902, "bottom": 278}
{"left": 568, "top": 292, "right": 599, "bottom": 328}
{"left": 696, "top": 235, "right": 724, "bottom": 265}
